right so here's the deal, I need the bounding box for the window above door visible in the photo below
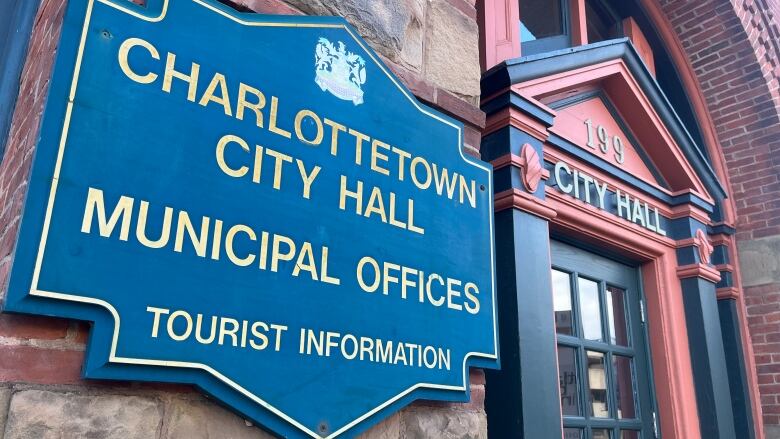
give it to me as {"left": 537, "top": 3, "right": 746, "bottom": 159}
{"left": 518, "top": 0, "right": 623, "bottom": 56}
{"left": 519, "top": 0, "right": 570, "bottom": 55}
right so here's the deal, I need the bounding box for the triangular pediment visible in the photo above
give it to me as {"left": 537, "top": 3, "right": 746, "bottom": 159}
{"left": 545, "top": 91, "right": 668, "bottom": 188}
{"left": 482, "top": 39, "right": 726, "bottom": 204}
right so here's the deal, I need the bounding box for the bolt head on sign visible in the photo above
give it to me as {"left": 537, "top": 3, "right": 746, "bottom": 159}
{"left": 3, "top": 0, "right": 499, "bottom": 437}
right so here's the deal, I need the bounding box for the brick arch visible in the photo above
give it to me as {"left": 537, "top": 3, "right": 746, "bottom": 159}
{"left": 645, "top": 0, "right": 780, "bottom": 234}
{"left": 643, "top": 0, "right": 780, "bottom": 435}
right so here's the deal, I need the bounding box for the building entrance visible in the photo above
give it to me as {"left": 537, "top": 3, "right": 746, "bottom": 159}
{"left": 552, "top": 240, "right": 657, "bottom": 439}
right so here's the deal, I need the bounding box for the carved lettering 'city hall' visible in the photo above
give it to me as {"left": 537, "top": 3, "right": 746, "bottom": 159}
{"left": 553, "top": 161, "right": 667, "bottom": 236}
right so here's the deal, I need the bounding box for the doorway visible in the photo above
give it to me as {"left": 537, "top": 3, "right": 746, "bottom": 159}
{"left": 552, "top": 240, "right": 657, "bottom": 439}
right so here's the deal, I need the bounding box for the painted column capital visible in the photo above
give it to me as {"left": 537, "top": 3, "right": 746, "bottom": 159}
{"left": 677, "top": 263, "right": 721, "bottom": 283}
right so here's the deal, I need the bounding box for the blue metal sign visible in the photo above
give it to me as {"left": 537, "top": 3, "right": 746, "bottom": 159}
{"left": 3, "top": 0, "right": 498, "bottom": 437}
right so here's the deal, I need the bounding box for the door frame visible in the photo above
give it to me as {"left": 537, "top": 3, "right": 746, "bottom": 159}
{"left": 551, "top": 238, "right": 658, "bottom": 438}
{"left": 546, "top": 189, "right": 703, "bottom": 439}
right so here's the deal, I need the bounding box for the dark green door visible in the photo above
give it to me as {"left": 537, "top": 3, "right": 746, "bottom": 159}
{"left": 551, "top": 240, "right": 658, "bottom": 439}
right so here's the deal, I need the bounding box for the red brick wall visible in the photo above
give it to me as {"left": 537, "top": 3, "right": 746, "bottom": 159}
{"left": 657, "top": 0, "right": 780, "bottom": 430}
{"left": 0, "top": 0, "right": 88, "bottom": 384}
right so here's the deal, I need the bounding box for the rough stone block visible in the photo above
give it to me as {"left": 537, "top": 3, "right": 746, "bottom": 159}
{"left": 163, "top": 397, "right": 274, "bottom": 438}
{"left": 738, "top": 235, "right": 780, "bottom": 286}
{"left": 402, "top": 407, "right": 487, "bottom": 438}
{"left": 423, "top": 0, "right": 481, "bottom": 99}
{"left": 0, "top": 387, "right": 12, "bottom": 433}
{"left": 768, "top": 425, "right": 780, "bottom": 439}
{"left": 282, "top": 0, "right": 425, "bottom": 71}
{"left": 4, "top": 390, "right": 162, "bottom": 439}
{"left": 357, "top": 412, "right": 401, "bottom": 438}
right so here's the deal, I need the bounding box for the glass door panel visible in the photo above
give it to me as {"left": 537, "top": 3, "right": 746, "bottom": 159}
{"left": 552, "top": 240, "right": 656, "bottom": 439}
{"left": 559, "top": 345, "right": 581, "bottom": 416}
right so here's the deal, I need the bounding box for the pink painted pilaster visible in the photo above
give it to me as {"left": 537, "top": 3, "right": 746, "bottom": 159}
{"left": 478, "top": 0, "right": 520, "bottom": 71}
{"left": 569, "top": 0, "right": 587, "bottom": 46}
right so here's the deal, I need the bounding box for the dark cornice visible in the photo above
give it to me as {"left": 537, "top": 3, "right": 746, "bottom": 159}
{"left": 481, "top": 91, "right": 555, "bottom": 127}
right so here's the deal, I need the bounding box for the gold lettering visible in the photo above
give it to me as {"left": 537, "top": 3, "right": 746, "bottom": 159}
{"left": 291, "top": 242, "right": 317, "bottom": 279}
{"left": 370, "top": 140, "right": 390, "bottom": 176}
{"left": 407, "top": 198, "right": 424, "bottom": 235}
{"left": 464, "top": 282, "right": 480, "bottom": 315}
{"left": 264, "top": 147, "right": 293, "bottom": 190}
{"left": 294, "top": 109, "right": 324, "bottom": 145}
{"left": 215, "top": 134, "right": 250, "bottom": 178}
{"left": 162, "top": 52, "right": 200, "bottom": 102}
{"left": 210, "top": 219, "right": 223, "bottom": 260}
{"left": 167, "top": 310, "right": 193, "bottom": 341}
{"left": 258, "top": 231, "right": 269, "bottom": 269}
{"left": 236, "top": 82, "right": 266, "bottom": 128}
{"left": 252, "top": 145, "right": 264, "bottom": 183}
{"left": 269, "top": 96, "right": 292, "bottom": 138}
{"left": 118, "top": 37, "right": 159, "bottom": 84}
{"left": 391, "top": 146, "right": 411, "bottom": 181}
{"left": 270, "top": 234, "right": 296, "bottom": 272}
{"left": 410, "top": 157, "right": 432, "bottom": 189}
{"left": 81, "top": 187, "right": 134, "bottom": 241}
{"left": 173, "top": 210, "right": 210, "bottom": 257}
{"left": 198, "top": 73, "right": 233, "bottom": 116}
{"left": 357, "top": 256, "right": 380, "bottom": 292}
{"left": 225, "top": 224, "right": 256, "bottom": 267}
{"left": 364, "top": 187, "right": 387, "bottom": 222}
{"left": 388, "top": 193, "right": 407, "bottom": 230}
{"left": 383, "top": 262, "right": 400, "bottom": 295}
{"left": 348, "top": 128, "right": 369, "bottom": 165}
{"left": 426, "top": 274, "right": 445, "bottom": 306}
{"left": 432, "top": 164, "right": 458, "bottom": 199}
{"left": 324, "top": 118, "right": 346, "bottom": 156}
{"left": 146, "top": 306, "right": 170, "bottom": 338}
{"left": 218, "top": 317, "right": 239, "bottom": 346}
{"left": 296, "top": 159, "right": 321, "bottom": 199}
{"left": 136, "top": 200, "right": 173, "bottom": 248}
{"left": 320, "top": 246, "right": 340, "bottom": 285}
{"left": 459, "top": 175, "right": 476, "bottom": 208}
{"left": 250, "top": 321, "right": 269, "bottom": 350}
{"left": 339, "top": 176, "right": 363, "bottom": 214}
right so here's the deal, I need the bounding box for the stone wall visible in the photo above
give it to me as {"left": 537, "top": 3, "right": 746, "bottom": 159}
{"left": 0, "top": 0, "right": 487, "bottom": 437}
{"left": 656, "top": 0, "right": 780, "bottom": 436}
{"left": 0, "top": 384, "right": 487, "bottom": 439}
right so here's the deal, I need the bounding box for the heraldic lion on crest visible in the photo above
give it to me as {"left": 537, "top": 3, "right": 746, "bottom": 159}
{"left": 315, "top": 37, "right": 367, "bottom": 105}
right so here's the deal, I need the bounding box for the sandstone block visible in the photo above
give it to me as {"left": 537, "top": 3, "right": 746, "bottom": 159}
{"left": 423, "top": 0, "right": 481, "bottom": 100}
{"left": 357, "top": 412, "right": 401, "bottom": 439}
{"left": 0, "top": 387, "right": 12, "bottom": 433}
{"left": 282, "top": 0, "right": 425, "bottom": 71}
{"left": 738, "top": 235, "right": 780, "bottom": 287}
{"left": 163, "top": 397, "right": 274, "bottom": 439}
{"left": 4, "top": 390, "right": 162, "bottom": 439}
{"left": 402, "top": 407, "right": 487, "bottom": 438}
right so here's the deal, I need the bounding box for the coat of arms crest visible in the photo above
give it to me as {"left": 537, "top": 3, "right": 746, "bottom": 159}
{"left": 315, "top": 37, "right": 367, "bottom": 105}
